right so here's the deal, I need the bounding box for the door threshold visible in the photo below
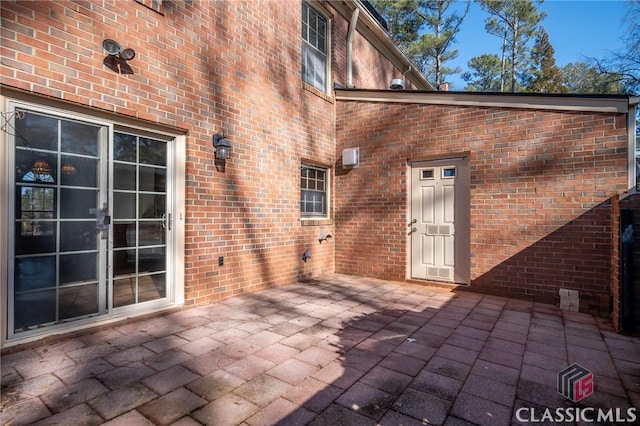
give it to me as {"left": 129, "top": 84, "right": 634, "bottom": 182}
{"left": 2, "top": 304, "right": 182, "bottom": 353}
{"left": 406, "top": 278, "right": 468, "bottom": 289}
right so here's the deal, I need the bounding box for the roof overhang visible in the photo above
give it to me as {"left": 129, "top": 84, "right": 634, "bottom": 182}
{"left": 335, "top": 88, "right": 635, "bottom": 114}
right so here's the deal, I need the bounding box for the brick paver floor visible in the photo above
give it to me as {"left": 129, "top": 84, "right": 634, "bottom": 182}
{"left": 2, "top": 274, "right": 639, "bottom": 425}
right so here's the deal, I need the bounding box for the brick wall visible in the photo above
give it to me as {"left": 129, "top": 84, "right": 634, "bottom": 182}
{"left": 335, "top": 101, "right": 629, "bottom": 310}
{"left": 1, "top": 1, "right": 409, "bottom": 307}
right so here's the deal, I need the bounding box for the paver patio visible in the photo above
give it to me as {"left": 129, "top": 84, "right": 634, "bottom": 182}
{"left": 2, "top": 274, "right": 639, "bottom": 425}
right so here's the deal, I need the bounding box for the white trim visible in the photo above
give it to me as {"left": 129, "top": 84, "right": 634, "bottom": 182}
{"left": 0, "top": 95, "right": 9, "bottom": 349}
{"left": 335, "top": 89, "right": 633, "bottom": 113}
{"left": 300, "top": 163, "right": 331, "bottom": 220}
{"left": 173, "top": 135, "right": 186, "bottom": 305}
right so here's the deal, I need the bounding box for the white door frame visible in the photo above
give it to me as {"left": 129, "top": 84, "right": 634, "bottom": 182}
{"left": 409, "top": 157, "right": 470, "bottom": 284}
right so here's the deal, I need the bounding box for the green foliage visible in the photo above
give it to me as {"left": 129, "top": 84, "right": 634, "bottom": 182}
{"left": 478, "top": 0, "right": 546, "bottom": 92}
{"left": 561, "top": 62, "right": 625, "bottom": 94}
{"left": 371, "top": 0, "right": 638, "bottom": 95}
{"left": 371, "top": 0, "right": 423, "bottom": 52}
{"left": 462, "top": 54, "right": 502, "bottom": 91}
{"left": 371, "top": 0, "right": 469, "bottom": 87}
{"left": 524, "top": 27, "right": 567, "bottom": 93}
{"left": 593, "top": 0, "right": 640, "bottom": 94}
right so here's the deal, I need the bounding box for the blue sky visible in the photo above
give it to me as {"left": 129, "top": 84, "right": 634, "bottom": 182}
{"left": 446, "top": 0, "right": 629, "bottom": 89}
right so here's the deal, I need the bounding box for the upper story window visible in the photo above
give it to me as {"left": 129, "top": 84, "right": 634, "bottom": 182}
{"left": 302, "top": 2, "right": 329, "bottom": 93}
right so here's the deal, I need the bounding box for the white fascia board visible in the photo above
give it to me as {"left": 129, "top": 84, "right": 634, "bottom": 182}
{"left": 335, "top": 89, "right": 632, "bottom": 113}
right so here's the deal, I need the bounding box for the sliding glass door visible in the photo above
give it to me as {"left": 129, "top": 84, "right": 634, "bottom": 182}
{"left": 7, "top": 104, "right": 172, "bottom": 338}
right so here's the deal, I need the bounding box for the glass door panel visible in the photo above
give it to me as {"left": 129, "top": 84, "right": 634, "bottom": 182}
{"left": 112, "top": 132, "right": 168, "bottom": 308}
{"left": 11, "top": 108, "right": 106, "bottom": 335}
{"left": 8, "top": 105, "right": 172, "bottom": 339}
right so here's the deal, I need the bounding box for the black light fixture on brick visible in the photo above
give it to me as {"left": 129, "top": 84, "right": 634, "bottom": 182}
{"left": 212, "top": 132, "right": 231, "bottom": 160}
{"left": 102, "top": 39, "right": 136, "bottom": 74}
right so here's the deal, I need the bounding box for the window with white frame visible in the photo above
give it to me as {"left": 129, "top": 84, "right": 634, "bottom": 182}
{"left": 302, "top": 1, "right": 329, "bottom": 92}
{"left": 301, "top": 164, "right": 329, "bottom": 218}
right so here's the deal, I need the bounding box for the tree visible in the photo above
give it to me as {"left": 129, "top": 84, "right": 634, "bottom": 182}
{"left": 524, "top": 27, "right": 567, "bottom": 93}
{"left": 462, "top": 54, "right": 502, "bottom": 91}
{"left": 371, "top": 0, "right": 469, "bottom": 88}
{"left": 592, "top": 0, "right": 640, "bottom": 94}
{"left": 410, "top": 1, "right": 470, "bottom": 87}
{"left": 478, "top": 0, "right": 546, "bottom": 92}
{"left": 561, "top": 62, "right": 625, "bottom": 94}
{"left": 371, "top": 0, "right": 423, "bottom": 53}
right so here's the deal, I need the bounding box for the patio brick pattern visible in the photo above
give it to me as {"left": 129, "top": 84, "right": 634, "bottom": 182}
{"left": 2, "top": 274, "right": 639, "bottom": 425}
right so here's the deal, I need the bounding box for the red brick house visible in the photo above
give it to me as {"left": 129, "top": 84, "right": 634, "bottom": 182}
{"left": 0, "top": 0, "right": 637, "bottom": 350}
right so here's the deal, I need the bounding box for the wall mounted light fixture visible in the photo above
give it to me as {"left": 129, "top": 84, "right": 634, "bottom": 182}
{"left": 102, "top": 39, "right": 136, "bottom": 74}
{"left": 212, "top": 132, "right": 231, "bottom": 160}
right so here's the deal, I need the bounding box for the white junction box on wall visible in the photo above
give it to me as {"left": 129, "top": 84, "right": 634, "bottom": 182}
{"left": 342, "top": 147, "right": 360, "bottom": 168}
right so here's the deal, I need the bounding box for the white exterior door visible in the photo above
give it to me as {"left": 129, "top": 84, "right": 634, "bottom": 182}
{"left": 410, "top": 158, "right": 469, "bottom": 284}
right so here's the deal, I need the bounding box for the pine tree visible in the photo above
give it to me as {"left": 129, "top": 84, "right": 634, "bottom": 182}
{"left": 371, "top": 0, "right": 469, "bottom": 88}
{"left": 462, "top": 54, "right": 502, "bottom": 91}
{"left": 525, "top": 28, "right": 567, "bottom": 93}
{"left": 479, "top": 0, "right": 545, "bottom": 92}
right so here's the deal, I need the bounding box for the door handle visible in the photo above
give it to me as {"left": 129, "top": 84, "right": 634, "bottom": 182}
{"left": 408, "top": 227, "right": 417, "bottom": 235}
{"left": 162, "top": 213, "right": 172, "bottom": 230}
{"left": 408, "top": 219, "right": 417, "bottom": 227}
{"left": 90, "top": 208, "right": 110, "bottom": 230}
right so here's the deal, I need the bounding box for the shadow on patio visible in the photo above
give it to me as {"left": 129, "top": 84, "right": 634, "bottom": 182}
{"left": 1, "top": 274, "right": 639, "bottom": 425}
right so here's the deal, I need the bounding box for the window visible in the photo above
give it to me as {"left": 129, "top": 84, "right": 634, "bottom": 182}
{"left": 420, "top": 168, "right": 434, "bottom": 180}
{"left": 301, "top": 165, "right": 328, "bottom": 218}
{"left": 302, "top": 2, "right": 329, "bottom": 92}
{"left": 442, "top": 166, "right": 456, "bottom": 178}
